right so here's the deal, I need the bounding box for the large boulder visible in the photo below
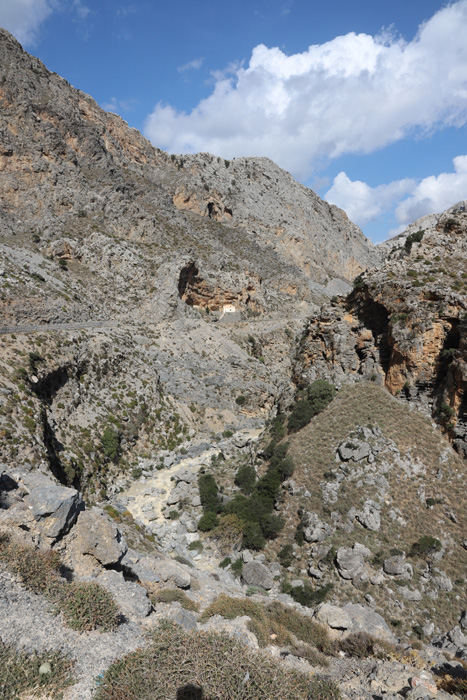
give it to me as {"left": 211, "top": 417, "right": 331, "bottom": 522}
{"left": 383, "top": 554, "right": 412, "bottom": 579}
{"left": 303, "top": 512, "right": 333, "bottom": 543}
{"left": 315, "top": 603, "right": 352, "bottom": 630}
{"left": 71, "top": 508, "right": 127, "bottom": 566}
{"left": 355, "top": 500, "right": 381, "bottom": 531}
{"left": 343, "top": 603, "right": 395, "bottom": 642}
{"left": 21, "top": 472, "right": 82, "bottom": 540}
{"left": 338, "top": 441, "right": 371, "bottom": 462}
{"left": 241, "top": 561, "right": 273, "bottom": 590}
{"left": 336, "top": 545, "right": 366, "bottom": 580}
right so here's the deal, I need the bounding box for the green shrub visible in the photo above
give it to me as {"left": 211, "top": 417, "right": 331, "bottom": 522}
{"left": 219, "top": 557, "right": 232, "bottom": 569}
{"left": 405, "top": 230, "right": 424, "bottom": 252}
{"left": 187, "top": 540, "right": 203, "bottom": 552}
{"left": 409, "top": 535, "right": 442, "bottom": 559}
{"left": 0, "top": 536, "right": 61, "bottom": 593}
{"left": 151, "top": 589, "right": 199, "bottom": 612}
{"left": 234, "top": 464, "right": 256, "bottom": 495}
{"left": 235, "top": 395, "right": 247, "bottom": 406}
{"left": 242, "top": 522, "right": 266, "bottom": 550}
{"left": 260, "top": 513, "right": 284, "bottom": 539}
{"left": 198, "top": 511, "right": 219, "bottom": 532}
{"left": 198, "top": 473, "right": 221, "bottom": 513}
{"left": 288, "top": 380, "right": 336, "bottom": 433}
{"left": 289, "top": 582, "right": 334, "bottom": 608}
{"left": 231, "top": 558, "right": 243, "bottom": 576}
{"left": 101, "top": 426, "right": 119, "bottom": 462}
{"left": 278, "top": 544, "right": 294, "bottom": 568}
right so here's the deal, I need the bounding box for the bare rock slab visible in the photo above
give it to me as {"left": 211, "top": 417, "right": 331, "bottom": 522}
{"left": 241, "top": 561, "right": 273, "bottom": 590}
{"left": 21, "top": 472, "right": 82, "bottom": 540}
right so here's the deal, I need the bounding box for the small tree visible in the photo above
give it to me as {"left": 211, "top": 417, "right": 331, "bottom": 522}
{"left": 101, "top": 427, "right": 119, "bottom": 462}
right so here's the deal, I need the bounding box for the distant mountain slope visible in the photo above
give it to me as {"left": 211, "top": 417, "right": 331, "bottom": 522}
{"left": 0, "top": 28, "right": 378, "bottom": 329}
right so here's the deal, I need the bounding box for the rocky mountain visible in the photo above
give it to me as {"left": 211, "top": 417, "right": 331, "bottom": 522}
{"left": 0, "top": 28, "right": 466, "bottom": 700}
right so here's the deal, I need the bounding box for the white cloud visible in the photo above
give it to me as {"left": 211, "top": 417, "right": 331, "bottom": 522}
{"left": 395, "top": 155, "right": 467, "bottom": 224}
{"left": 72, "top": 0, "right": 91, "bottom": 21}
{"left": 144, "top": 1, "right": 467, "bottom": 178}
{"left": 178, "top": 57, "right": 204, "bottom": 73}
{"left": 325, "top": 156, "right": 467, "bottom": 235}
{"left": 0, "top": 0, "right": 53, "bottom": 46}
{"left": 325, "top": 172, "right": 415, "bottom": 227}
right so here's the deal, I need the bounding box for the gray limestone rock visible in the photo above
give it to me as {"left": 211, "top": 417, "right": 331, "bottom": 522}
{"left": 336, "top": 546, "right": 366, "bottom": 580}
{"left": 343, "top": 603, "right": 395, "bottom": 642}
{"left": 303, "top": 512, "right": 333, "bottom": 543}
{"left": 338, "top": 441, "right": 371, "bottom": 462}
{"left": 21, "top": 472, "right": 82, "bottom": 540}
{"left": 315, "top": 603, "right": 352, "bottom": 630}
{"left": 93, "top": 570, "right": 151, "bottom": 620}
{"left": 355, "top": 500, "right": 381, "bottom": 531}
{"left": 241, "top": 561, "right": 273, "bottom": 590}
{"left": 71, "top": 508, "right": 127, "bottom": 566}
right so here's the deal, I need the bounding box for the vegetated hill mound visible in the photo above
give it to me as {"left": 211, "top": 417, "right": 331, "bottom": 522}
{"left": 0, "top": 27, "right": 378, "bottom": 330}
{"left": 295, "top": 201, "right": 467, "bottom": 455}
{"left": 274, "top": 382, "right": 467, "bottom": 635}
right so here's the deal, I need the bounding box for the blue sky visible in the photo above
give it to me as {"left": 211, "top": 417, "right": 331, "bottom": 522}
{"left": 1, "top": 1, "right": 467, "bottom": 243}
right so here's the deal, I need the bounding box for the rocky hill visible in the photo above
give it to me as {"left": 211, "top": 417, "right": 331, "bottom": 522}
{"left": 0, "top": 27, "right": 466, "bottom": 700}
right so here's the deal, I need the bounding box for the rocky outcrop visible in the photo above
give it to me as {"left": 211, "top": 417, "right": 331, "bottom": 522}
{"left": 295, "top": 202, "right": 467, "bottom": 452}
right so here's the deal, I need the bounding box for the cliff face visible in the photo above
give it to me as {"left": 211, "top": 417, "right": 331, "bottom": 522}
{"left": 295, "top": 202, "right": 467, "bottom": 454}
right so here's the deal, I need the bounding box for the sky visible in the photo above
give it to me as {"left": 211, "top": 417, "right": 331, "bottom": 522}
{"left": 1, "top": 1, "right": 467, "bottom": 243}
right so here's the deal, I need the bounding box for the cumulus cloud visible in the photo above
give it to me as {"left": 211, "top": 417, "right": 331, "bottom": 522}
{"left": 0, "top": 0, "right": 53, "bottom": 46}
{"left": 144, "top": 1, "right": 467, "bottom": 178}
{"left": 395, "top": 155, "right": 467, "bottom": 224}
{"left": 325, "top": 156, "right": 467, "bottom": 234}
{"left": 324, "top": 172, "right": 416, "bottom": 227}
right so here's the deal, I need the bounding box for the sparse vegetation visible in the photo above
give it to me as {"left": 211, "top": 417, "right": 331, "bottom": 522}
{"left": 0, "top": 535, "right": 120, "bottom": 632}
{"left": 151, "top": 588, "right": 199, "bottom": 612}
{"left": 0, "top": 641, "right": 73, "bottom": 700}
{"left": 94, "top": 622, "right": 313, "bottom": 699}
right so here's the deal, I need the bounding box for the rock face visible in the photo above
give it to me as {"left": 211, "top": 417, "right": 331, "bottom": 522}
{"left": 70, "top": 508, "right": 127, "bottom": 566}
{"left": 21, "top": 472, "right": 82, "bottom": 540}
{"left": 295, "top": 202, "right": 467, "bottom": 453}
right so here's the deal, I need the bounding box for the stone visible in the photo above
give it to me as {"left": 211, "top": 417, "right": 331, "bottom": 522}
{"left": 459, "top": 610, "right": 467, "bottom": 630}
{"left": 241, "top": 561, "right": 273, "bottom": 590}
{"left": 94, "top": 570, "right": 151, "bottom": 620}
{"left": 343, "top": 603, "right": 395, "bottom": 642}
{"left": 355, "top": 500, "right": 381, "bottom": 531}
{"left": 315, "top": 603, "right": 352, "bottom": 630}
{"left": 432, "top": 570, "right": 453, "bottom": 592}
{"left": 338, "top": 441, "right": 371, "bottom": 462}
{"left": 156, "top": 560, "right": 191, "bottom": 589}
{"left": 21, "top": 472, "right": 82, "bottom": 540}
{"left": 71, "top": 508, "right": 127, "bottom": 566}
{"left": 383, "top": 555, "right": 412, "bottom": 579}
{"left": 336, "top": 546, "right": 365, "bottom": 580}
{"left": 302, "top": 512, "right": 332, "bottom": 543}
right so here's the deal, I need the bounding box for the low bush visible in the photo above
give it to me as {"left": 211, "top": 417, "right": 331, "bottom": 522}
{"left": 197, "top": 511, "right": 219, "bottom": 532}
{"left": 94, "top": 622, "right": 311, "bottom": 700}
{"left": 0, "top": 536, "right": 120, "bottom": 633}
{"left": 200, "top": 595, "right": 332, "bottom": 654}
{"left": 409, "top": 535, "right": 442, "bottom": 559}
{"left": 151, "top": 588, "right": 199, "bottom": 612}
{"left": 278, "top": 543, "right": 294, "bottom": 568}
{"left": 307, "top": 676, "right": 342, "bottom": 699}
{"left": 0, "top": 641, "right": 73, "bottom": 700}
{"left": 54, "top": 581, "right": 119, "bottom": 632}
{"left": 198, "top": 473, "right": 221, "bottom": 513}
{"left": 288, "top": 380, "right": 336, "bottom": 433}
